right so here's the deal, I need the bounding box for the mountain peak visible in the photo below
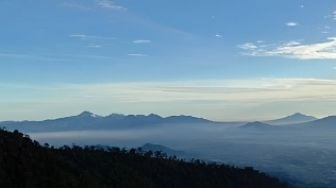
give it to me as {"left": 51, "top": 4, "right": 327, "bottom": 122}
{"left": 164, "top": 115, "right": 211, "bottom": 123}
{"left": 106, "top": 113, "right": 125, "bottom": 118}
{"left": 289, "top": 112, "right": 308, "bottom": 118}
{"left": 148, "top": 113, "right": 162, "bottom": 118}
{"left": 240, "top": 121, "right": 273, "bottom": 130}
{"left": 243, "top": 121, "right": 271, "bottom": 127}
{"left": 284, "top": 113, "right": 317, "bottom": 121}
{"left": 293, "top": 112, "right": 303, "bottom": 116}
{"left": 266, "top": 113, "right": 317, "bottom": 125}
{"left": 78, "top": 111, "right": 100, "bottom": 118}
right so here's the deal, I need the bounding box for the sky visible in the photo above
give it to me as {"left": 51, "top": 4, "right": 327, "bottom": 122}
{"left": 1, "top": 0, "right": 336, "bottom": 121}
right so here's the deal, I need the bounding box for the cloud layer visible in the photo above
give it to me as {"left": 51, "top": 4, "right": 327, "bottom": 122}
{"left": 2, "top": 78, "right": 336, "bottom": 120}
{"left": 239, "top": 37, "right": 336, "bottom": 60}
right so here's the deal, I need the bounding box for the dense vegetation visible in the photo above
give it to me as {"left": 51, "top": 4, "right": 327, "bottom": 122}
{"left": 0, "top": 129, "right": 287, "bottom": 188}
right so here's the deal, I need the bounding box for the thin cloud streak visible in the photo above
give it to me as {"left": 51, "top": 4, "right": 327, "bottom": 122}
{"left": 3, "top": 78, "right": 336, "bottom": 104}
{"left": 87, "top": 44, "right": 102, "bottom": 48}
{"left": 239, "top": 37, "right": 336, "bottom": 60}
{"left": 215, "top": 34, "right": 223, "bottom": 38}
{"left": 133, "top": 40, "right": 152, "bottom": 44}
{"left": 69, "top": 34, "right": 115, "bottom": 40}
{"left": 286, "top": 22, "right": 298, "bottom": 27}
{"left": 97, "top": 0, "right": 126, "bottom": 11}
{"left": 63, "top": 0, "right": 125, "bottom": 11}
{"left": 128, "top": 53, "right": 148, "bottom": 57}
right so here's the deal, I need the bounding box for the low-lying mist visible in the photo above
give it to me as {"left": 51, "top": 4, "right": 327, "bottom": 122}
{"left": 19, "top": 122, "right": 336, "bottom": 187}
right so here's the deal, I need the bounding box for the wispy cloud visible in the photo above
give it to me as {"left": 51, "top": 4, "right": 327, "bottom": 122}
{"left": 69, "top": 34, "right": 98, "bottom": 40}
{"left": 128, "top": 53, "right": 148, "bottom": 57}
{"left": 63, "top": 0, "right": 125, "bottom": 11}
{"left": 97, "top": 0, "right": 125, "bottom": 11}
{"left": 286, "top": 22, "right": 298, "bottom": 27}
{"left": 69, "top": 34, "right": 115, "bottom": 40}
{"left": 87, "top": 44, "right": 102, "bottom": 48}
{"left": 239, "top": 37, "right": 336, "bottom": 60}
{"left": 215, "top": 34, "right": 223, "bottom": 38}
{"left": 4, "top": 78, "right": 336, "bottom": 104}
{"left": 0, "top": 52, "right": 70, "bottom": 62}
{"left": 324, "top": 10, "right": 336, "bottom": 21}
{"left": 133, "top": 40, "right": 152, "bottom": 44}
{"left": 238, "top": 43, "right": 258, "bottom": 50}
{"left": 321, "top": 26, "right": 331, "bottom": 34}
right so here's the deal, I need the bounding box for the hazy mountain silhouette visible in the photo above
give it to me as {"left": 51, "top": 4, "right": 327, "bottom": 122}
{"left": 240, "top": 121, "right": 274, "bottom": 129}
{"left": 0, "top": 111, "right": 213, "bottom": 132}
{"left": 3, "top": 112, "right": 335, "bottom": 133}
{"left": 265, "top": 113, "right": 317, "bottom": 125}
{"left": 294, "top": 116, "right": 336, "bottom": 128}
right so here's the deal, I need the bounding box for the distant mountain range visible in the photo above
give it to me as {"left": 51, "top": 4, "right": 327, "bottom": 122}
{"left": 265, "top": 113, "right": 317, "bottom": 125}
{"left": 240, "top": 113, "right": 336, "bottom": 130}
{"left": 2, "top": 111, "right": 335, "bottom": 133}
{"left": 0, "top": 111, "right": 213, "bottom": 132}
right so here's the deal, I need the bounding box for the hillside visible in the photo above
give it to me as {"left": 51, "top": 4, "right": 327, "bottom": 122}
{"left": 0, "top": 129, "right": 287, "bottom": 188}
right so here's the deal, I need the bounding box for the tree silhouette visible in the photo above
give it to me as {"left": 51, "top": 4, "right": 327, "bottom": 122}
{"left": 0, "top": 128, "right": 287, "bottom": 188}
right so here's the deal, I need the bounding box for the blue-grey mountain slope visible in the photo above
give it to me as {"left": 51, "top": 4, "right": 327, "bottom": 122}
{"left": 239, "top": 121, "right": 276, "bottom": 130}
{"left": 265, "top": 113, "right": 317, "bottom": 126}
{"left": 294, "top": 116, "right": 336, "bottom": 128}
{"left": 0, "top": 111, "right": 213, "bottom": 132}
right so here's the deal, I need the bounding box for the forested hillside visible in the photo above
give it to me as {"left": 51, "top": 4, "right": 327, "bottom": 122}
{"left": 0, "top": 129, "right": 286, "bottom": 188}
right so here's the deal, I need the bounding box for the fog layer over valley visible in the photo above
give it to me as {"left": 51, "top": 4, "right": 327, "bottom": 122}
{"left": 2, "top": 112, "right": 336, "bottom": 187}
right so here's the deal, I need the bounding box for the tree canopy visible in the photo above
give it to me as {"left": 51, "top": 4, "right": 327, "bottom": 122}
{"left": 0, "top": 129, "right": 287, "bottom": 188}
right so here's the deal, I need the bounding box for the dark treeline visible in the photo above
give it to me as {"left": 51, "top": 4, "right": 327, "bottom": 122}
{"left": 0, "top": 129, "right": 287, "bottom": 188}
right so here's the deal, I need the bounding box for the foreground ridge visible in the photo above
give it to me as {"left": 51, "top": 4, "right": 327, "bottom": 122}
{"left": 0, "top": 128, "right": 286, "bottom": 188}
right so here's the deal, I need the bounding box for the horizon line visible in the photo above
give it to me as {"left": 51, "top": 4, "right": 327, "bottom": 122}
{"left": 0, "top": 111, "right": 330, "bottom": 123}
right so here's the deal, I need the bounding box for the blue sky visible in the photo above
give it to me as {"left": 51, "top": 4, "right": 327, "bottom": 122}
{"left": 1, "top": 0, "right": 336, "bottom": 121}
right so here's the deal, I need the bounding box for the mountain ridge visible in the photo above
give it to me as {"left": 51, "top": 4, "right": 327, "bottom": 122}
{"left": 0, "top": 111, "right": 213, "bottom": 132}
{"left": 240, "top": 121, "right": 274, "bottom": 129}
{"left": 265, "top": 113, "right": 317, "bottom": 125}
{"left": 294, "top": 115, "right": 336, "bottom": 128}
